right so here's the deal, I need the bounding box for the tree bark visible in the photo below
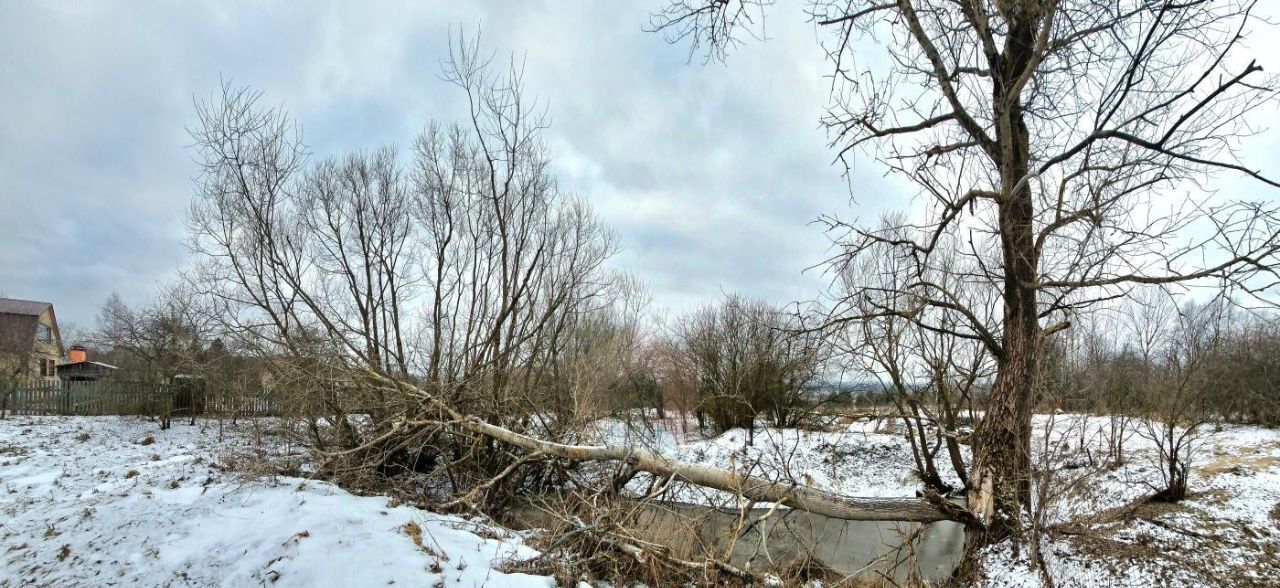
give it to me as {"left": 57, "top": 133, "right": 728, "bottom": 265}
{"left": 465, "top": 413, "right": 956, "bottom": 522}
{"left": 366, "top": 371, "right": 966, "bottom": 524}
{"left": 966, "top": 5, "right": 1042, "bottom": 545}
{"left": 967, "top": 187, "right": 1040, "bottom": 540}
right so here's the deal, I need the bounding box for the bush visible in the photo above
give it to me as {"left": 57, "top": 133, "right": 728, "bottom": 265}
{"left": 676, "top": 295, "right": 821, "bottom": 436}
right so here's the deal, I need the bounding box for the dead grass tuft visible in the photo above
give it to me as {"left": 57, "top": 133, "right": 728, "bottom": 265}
{"left": 402, "top": 521, "right": 423, "bottom": 548}
{"left": 402, "top": 520, "right": 448, "bottom": 561}
{"left": 0, "top": 444, "right": 28, "bottom": 457}
{"left": 1199, "top": 446, "right": 1280, "bottom": 477}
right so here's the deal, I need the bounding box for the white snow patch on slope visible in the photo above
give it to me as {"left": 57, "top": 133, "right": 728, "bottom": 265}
{"left": 0, "top": 416, "right": 553, "bottom": 588}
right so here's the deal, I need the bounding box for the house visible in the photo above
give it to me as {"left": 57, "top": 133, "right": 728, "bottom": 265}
{"left": 57, "top": 345, "right": 119, "bottom": 382}
{"left": 0, "top": 297, "right": 65, "bottom": 381}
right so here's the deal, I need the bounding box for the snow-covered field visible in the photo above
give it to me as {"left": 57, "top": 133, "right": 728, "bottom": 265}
{"left": 0, "top": 416, "right": 554, "bottom": 588}
{"left": 2, "top": 412, "right": 1277, "bottom": 587}
{"left": 596, "top": 412, "right": 1280, "bottom": 587}
{"left": 979, "top": 415, "right": 1280, "bottom": 587}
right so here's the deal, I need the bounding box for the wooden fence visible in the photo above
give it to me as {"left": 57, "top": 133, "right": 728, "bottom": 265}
{"left": 1, "top": 379, "right": 278, "bottom": 418}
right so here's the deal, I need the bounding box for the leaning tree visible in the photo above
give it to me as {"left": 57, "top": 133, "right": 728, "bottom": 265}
{"left": 652, "top": 0, "right": 1280, "bottom": 544}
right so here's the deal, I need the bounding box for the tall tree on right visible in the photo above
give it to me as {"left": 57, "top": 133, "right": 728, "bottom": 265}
{"left": 653, "top": 0, "right": 1280, "bottom": 547}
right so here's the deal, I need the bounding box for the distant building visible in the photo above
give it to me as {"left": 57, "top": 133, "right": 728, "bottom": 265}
{"left": 57, "top": 345, "right": 119, "bottom": 382}
{"left": 0, "top": 298, "right": 65, "bottom": 382}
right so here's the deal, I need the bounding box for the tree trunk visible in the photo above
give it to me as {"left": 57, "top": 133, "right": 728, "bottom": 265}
{"left": 967, "top": 184, "right": 1040, "bottom": 544}
{"left": 462, "top": 411, "right": 956, "bottom": 522}
{"left": 363, "top": 371, "right": 969, "bottom": 524}
{"left": 967, "top": 317, "right": 1037, "bottom": 540}
{"left": 966, "top": 9, "right": 1042, "bottom": 548}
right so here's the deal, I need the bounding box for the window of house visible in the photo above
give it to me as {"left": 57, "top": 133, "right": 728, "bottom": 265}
{"left": 39, "top": 359, "right": 47, "bottom": 377}
{"left": 36, "top": 323, "right": 51, "bottom": 343}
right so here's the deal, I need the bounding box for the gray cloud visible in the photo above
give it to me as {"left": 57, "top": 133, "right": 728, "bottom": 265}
{"left": 2, "top": 0, "right": 1274, "bottom": 332}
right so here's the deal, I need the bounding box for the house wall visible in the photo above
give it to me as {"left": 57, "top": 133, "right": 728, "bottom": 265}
{"left": 28, "top": 309, "right": 62, "bottom": 381}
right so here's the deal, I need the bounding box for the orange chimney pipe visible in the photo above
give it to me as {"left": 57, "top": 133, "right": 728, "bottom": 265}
{"left": 68, "top": 345, "right": 87, "bottom": 363}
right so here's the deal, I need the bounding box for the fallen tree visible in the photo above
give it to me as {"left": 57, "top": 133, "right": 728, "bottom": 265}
{"left": 357, "top": 369, "right": 974, "bottom": 525}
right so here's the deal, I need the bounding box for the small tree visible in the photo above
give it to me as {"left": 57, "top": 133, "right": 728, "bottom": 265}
{"left": 649, "top": 338, "right": 701, "bottom": 437}
{"left": 186, "top": 35, "right": 622, "bottom": 499}
{"left": 1138, "top": 299, "right": 1221, "bottom": 502}
{"left": 833, "top": 220, "right": 991, "bottom": 492}
{"left": 91, "top": 285, "right": 214, "bottom": 428}
{"left": 0, "top": 336, "right": 37, "bottom": 419}
{"left": 677, "top": 295, "right": 821, "bottom": 437}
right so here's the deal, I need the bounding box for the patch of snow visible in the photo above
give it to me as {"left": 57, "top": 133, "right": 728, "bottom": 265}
{"left": 0, "top": 416, "right": 554, "bottom": 588}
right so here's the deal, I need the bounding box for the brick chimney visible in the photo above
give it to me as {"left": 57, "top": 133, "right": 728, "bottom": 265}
{"left": 68, "top": 345, "right": 87, "bottom": 363}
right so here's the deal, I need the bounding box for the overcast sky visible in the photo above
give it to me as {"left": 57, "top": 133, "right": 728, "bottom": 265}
{"left": 2, "top": 1, "right": 1277, "bottom": 333}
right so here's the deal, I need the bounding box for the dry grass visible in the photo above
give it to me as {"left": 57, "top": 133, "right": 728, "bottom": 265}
{"left": 0, "top": 443, "right": 28, "bottom": 457}
{"left": 1199, "top": 447, "right": 1280, "bottom": 477}
{"left": 402, "top": 521, "right": 423, "bottom": 548}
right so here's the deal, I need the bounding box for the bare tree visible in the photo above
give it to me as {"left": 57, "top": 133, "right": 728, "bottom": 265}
{"left": 1102, "top": 288, "right": 1176, "bottom": 462}
{"left": 675, "top": 295, "right": 823, "bottom": 437}
{"left": 91, "top": 285, "right": 215, "bottom": 428}
{"left": 1204, "top": 306, "right": 1280, "bottom": 425}
{"left": 1136, "top": 298, "right": 1223, "bottom": 502}
{"left": 833, "top": 219, "right": 992, "bottom": 493}
{"left": 92, "top": 286, "right": 212, "bottom": 384}
{"left": 649, "top": 336, "right": 702, "bottom": 437}
{"left": 0, "top": 324, "right": 40, "bottom": 419}
{"left": 184, "top": 34, "right": 635, "bottom": 496}
{"left": 652, "top": 0, "right": 1280, "bottom": 546}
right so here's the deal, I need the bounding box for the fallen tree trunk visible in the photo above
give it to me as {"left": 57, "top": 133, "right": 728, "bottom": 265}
{"left": 364, "top": 370, "right": 967, "bottom": 524}
{"left": 463, "top": 414, "right": 954, "bottom": 522}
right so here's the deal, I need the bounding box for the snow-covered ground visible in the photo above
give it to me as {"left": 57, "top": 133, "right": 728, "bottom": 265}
{"left": 0, "top": 416, "right": 554, "bottom": 588}
{"left": 979, "top": 415, "right": 1280, "bottom": 587}
{"left": 2, "top": 412, "right": 1277, "bottom": 586}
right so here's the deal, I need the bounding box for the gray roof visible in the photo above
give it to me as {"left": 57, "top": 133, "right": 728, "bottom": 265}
{"left": 0, "top": 298, "right": 52, "bottom": 317}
